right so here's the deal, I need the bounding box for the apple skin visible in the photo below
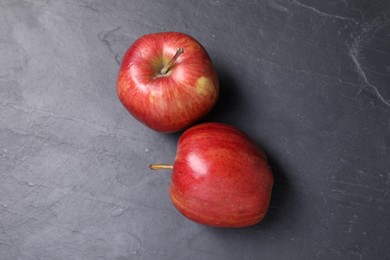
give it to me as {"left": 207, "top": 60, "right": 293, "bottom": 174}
{"left": 117, "top": 32, "right": 219, "bottom": 133}
{"left": 170, "top": 122, "right": 274, "bottom": 228}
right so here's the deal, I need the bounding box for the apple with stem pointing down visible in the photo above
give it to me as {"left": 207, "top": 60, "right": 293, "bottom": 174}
{"left": 150, "top": 122, "right": 274, "bottom": 228}
{"left": 117, "top": 32, "right": 219, "bottom": 133}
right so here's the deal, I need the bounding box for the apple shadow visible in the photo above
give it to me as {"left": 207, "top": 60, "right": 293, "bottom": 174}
{"left": 254, "top": 147, "right": 294, "bottom": 228}
{"left": 199, "top": 63, "right": 244, "bottom": 124}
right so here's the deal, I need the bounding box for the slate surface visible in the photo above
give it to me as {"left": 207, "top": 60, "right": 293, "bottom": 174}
{"left": 1, "top": 0, "right": 389, "bottom": 259}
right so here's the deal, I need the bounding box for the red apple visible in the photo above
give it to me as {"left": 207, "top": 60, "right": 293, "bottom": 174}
{"left": 117, "top": 32, "right": 219, "bottom": 133}
{"left": 150, "top": 122, "right": 274, "bottom": 228}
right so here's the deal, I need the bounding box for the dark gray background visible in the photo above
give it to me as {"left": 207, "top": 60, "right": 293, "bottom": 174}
{"left": 1, "top": 0, "right": 389, "bottom": 259}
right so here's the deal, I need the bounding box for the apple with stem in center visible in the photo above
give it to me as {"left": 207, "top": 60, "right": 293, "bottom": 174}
{"left": 150, "top": 122, "right": 274, "bottom": 228}
{"left": 117, "top": 32, "right": 219, "bottom": 133}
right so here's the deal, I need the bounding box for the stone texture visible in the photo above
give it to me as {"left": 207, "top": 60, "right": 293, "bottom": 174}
{"left": 1, "top": 0, "right": 389, "bottom": 259}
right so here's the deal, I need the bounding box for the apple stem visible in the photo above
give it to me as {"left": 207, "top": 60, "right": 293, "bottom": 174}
{"left": 149, "top": 164, "right": 174, "bottom": 170}
{"left": 160, "top": 48, "right": 184, "bottom": 75}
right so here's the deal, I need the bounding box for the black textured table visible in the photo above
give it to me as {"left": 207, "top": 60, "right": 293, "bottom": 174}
{"left": 1, "top": 1, "right": 389, "bottom": 259}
